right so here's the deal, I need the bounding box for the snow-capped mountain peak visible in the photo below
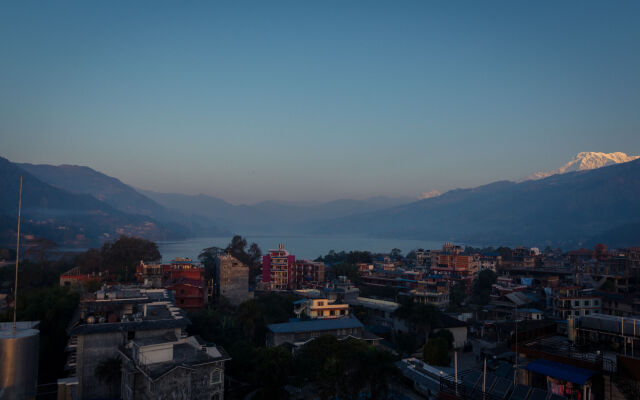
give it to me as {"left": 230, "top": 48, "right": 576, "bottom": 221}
{"left": 526, "top": 151, "right": 640, "bottom": 180}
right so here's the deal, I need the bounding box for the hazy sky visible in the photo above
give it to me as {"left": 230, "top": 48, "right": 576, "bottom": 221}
{"left": 1, "top": 1, "right": 639, "bottom": 204}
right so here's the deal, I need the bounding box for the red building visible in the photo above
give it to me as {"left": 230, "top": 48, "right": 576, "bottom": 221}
{"left": 166, "top": 278, "right": 206, "bottom": 310}
{"left": 430, "top": 243, "right": 478, "bottom": 289}
{"left": 136, "top": 258, "right": 207, "bottom": 310}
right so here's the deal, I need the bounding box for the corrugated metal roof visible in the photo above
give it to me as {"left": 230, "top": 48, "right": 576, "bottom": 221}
{"left": 268, "top": 317, "right": 363, "bottom": 333}
{"left": 524, "top": 359, "right": 595, "bottom": 385}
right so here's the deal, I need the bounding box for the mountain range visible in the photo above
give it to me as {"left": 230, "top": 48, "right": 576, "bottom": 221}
{"left": 1, "top": 152, "right": 640, "bottom": 249}
{"left": 525, "top": 151, "right": 640, "bottom": 180}
{"left": 314, "top": 157, "right": 640, "bottom": 248}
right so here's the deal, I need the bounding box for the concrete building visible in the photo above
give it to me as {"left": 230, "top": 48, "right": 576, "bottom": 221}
{"left": 410, "top": 274, "right": 450, "bottom": 309}
{"left": 430, "top": 243, "right": 479, "bottom": 287}
{"left": 165, "top": 278, "right": 207, "bottom": 310}
{"left": 266, "top": 317, "right": 379, "bottom": 349}
{"left": 215, "top": 253, "right": 252, "bottom": 306}
{"left": 119, "top": 335, "right": 229, "bottom": 400}
{"left": 293, "top": 298, "right": 349, "bottom": 319}
{"left": 60, "top": 287, "right": 229, "bottom": 399}
{"left": 292, "top": 260, "right": 325, "bottom": 288}
{"left": 551, "top": 287, "right": 602, "bottom": 319}
{"left": 59, "top": 267, "right": 102, "bottom": 288}
{"left": 324, "top": 276, "right": 360, "bottom": 304}
{"left": 136, "top": 258, "right": 207, "bottom": 310}
{"left": 262, "top": 244, "right": 296, "bottom": 291}
{"left": 433, "top": 314, "right": 468, "bottom": 349}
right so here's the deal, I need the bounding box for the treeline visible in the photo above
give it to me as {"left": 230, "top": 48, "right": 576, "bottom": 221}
{"left": 75, "top": 235, "right": 161, "bottom": 281}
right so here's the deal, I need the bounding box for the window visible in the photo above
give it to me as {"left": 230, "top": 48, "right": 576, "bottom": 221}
{"left": 180, "top": 289, "right": 185, "bottom": 294}
{"left": 180, "top": 299, "right": 184, "bottom": 305}
{"left": 574, "top": 300, "right": 579, "bottom": 307}
{"left": 210, "top": 369, "right": 222, "bottom": 385}
{"left": 584, "top": 300, "right": 590, "bottom": 307}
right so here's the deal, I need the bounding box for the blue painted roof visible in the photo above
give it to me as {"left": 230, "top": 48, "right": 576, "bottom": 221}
{"left": 525, "top": 359, "right": 595, "bottom": 385}
{"left": 268, "top": 317, "right": 363, "bottom": 333}
{"left": 518, "top": 308, "right": 543, "bottom": 313}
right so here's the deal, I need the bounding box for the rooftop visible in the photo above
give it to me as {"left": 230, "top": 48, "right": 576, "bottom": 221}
{"left": 268, "top": 317, "right": 363, "bottom": 334}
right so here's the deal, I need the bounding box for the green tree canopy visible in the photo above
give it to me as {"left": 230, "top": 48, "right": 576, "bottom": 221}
{"left": 423, "top": 337, "right": 451, "bottom": 366}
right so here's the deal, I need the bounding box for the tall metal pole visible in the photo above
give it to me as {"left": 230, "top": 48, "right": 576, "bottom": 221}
{"left": 483, "top": 357, "right": 487, "bottom": 399}
{"left": 455, "top": 351, "right": 458, "bottom": 396}
{"left": 514, "top": 304, "right": 518, "bottom": 385}
{"left": 12, "top": 175, "right": 23, "bottom": 332}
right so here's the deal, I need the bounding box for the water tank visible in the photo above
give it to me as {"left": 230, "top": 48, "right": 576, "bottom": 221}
{"left": 0, "top": 322, "right": 40, "bottom": 400}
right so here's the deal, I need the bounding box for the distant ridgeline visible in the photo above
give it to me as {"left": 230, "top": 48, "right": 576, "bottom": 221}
{"left": 2, "top": 155, "right": 640, "bottom": 248}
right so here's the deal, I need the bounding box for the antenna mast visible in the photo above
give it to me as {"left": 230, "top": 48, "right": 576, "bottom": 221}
{"left": 12, "top": 175, "right": 23, "bottom": 332}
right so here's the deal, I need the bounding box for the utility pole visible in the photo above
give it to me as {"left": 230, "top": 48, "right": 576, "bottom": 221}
{"left": 514, "top": 304, "right": 518, "bottom": 386}
{"left": 12, "top": 176, "right": 23, "bottom": 333}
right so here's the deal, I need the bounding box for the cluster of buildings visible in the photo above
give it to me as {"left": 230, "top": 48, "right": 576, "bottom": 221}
{"left": 10, "top": 241, "right": 640, "bottom": 400}
{"left": 57, "top": 286, "right": 229, "bottom": 400}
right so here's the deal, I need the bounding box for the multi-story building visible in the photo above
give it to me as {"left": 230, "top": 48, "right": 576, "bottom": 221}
{"left": 136, "top": 258, "right": 207, "bottom": 310}
{"left": 59, "top": 267, "right": 103, "bottom": 288}
{"left": 552, "top": 287, "right": 602, "bottom": 319}
{"left": 478, "top": 252, "right": 501, "bottom": 272}
{"left": 511, "top": 247, "right": 536, "bottom": 268}
{"left": 60, "top": 287, "right": 228, "bottom": 400}
{"left": 261, "top": 245, "right": 326, "bottom": 291}
{"left": 261, "top": 244, "right": 296, "bottom": 291}
{"left": 292, "top": 260, "right": 325, "bottom": 288}
{"left": 409, "top": 274, "right": 450, "bottom": 309}
{"left": 430, "top": 243, "right": 479, "bottom": 287}
{"left": 165, "top": 278, "right": 207, "bottom": 310}
{"left": 215, "top": 253, "right": 252, "bottom": 305}
{"left": 293, "top": 298, "right": 350, "bottom": 319}
{"left": 119, "top": 335, "right": 229, "bottom": 400}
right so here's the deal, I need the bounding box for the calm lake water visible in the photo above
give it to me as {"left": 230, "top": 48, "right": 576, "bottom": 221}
{"left": 157, "top": 236, "right": 450, "bottom": 262}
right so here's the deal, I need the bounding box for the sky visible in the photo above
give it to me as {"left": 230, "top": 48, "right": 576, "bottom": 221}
{"left": 1, "top": 1, "right": 639, "bottom": 204}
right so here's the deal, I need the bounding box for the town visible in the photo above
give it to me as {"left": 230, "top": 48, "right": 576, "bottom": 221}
{"left": 2, "top": 236, "right": 640, "bottom": 400}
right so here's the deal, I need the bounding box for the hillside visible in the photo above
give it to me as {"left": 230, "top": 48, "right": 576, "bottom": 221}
{"left": 0, "top": 157, "right": 180, "bottom": 246}
{"left": 313, "top": 159, "right": 640, "bottom": 248}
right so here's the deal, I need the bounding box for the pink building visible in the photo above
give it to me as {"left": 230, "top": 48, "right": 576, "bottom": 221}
{"left": 262, "top": 244, "right": 296, "bottom": 291}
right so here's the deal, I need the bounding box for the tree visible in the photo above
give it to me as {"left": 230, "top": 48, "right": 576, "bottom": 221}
{"left": 423, "top": 337, "right": 451, "bottom": 366}
{"left": 294, "top": 336, "right": 398, "bottom": 400}
{"left": 471, "top": 269, "right": 497, "bottom": 305}
{"left": 449, "top": 281, "right": 468, "bottom": 308}
{"left": 199, "top": 246, "right": 224, "bottom": 281}
{"left": 99, "top": 236, "right": 161, "bottom": 280}
{"left": 393, "top": 300, "right": 442, "bottom": 344}
{"left": 1, "top": 286, "right": 81, "bottom": 383}
{"left": 253, "top": 346, "right": 293, "bottom": 399}
{"left": 390, "top": 248, "right": 402, "bottom": 260}
{"left": 331, "top": 263, "right": 360, "bottom": 284}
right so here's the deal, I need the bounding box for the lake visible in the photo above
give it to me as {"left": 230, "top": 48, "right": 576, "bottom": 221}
{"left": 157, "top": 235, "right": 451, "bottom": 262}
